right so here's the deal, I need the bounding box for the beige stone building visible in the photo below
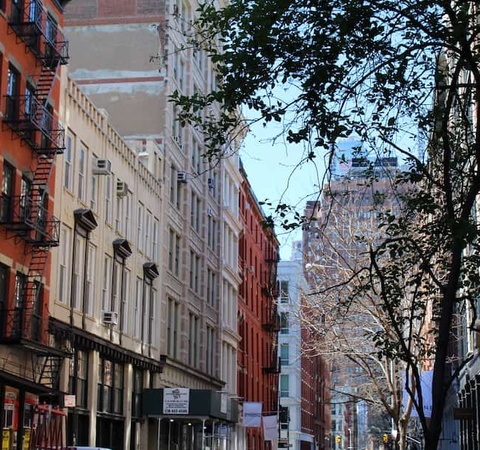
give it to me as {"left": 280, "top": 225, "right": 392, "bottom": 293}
{"left": 49, "top": 1, "right": 242, "bottom": 449}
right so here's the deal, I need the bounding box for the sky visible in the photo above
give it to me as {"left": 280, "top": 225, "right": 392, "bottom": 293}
{"left": 240, "top": 122, "right": 326, "bottom": 261}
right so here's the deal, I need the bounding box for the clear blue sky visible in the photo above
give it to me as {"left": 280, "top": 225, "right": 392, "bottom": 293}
{"left": 240, "top": 123, "right": 325, "bottom": 261}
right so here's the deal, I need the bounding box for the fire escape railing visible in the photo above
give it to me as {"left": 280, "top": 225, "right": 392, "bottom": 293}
{"left": 0, "top": 1, "right": 70, "bottom": 386}
{"left": 9, "top": 0, "right": 69, "bottom": 66}
{"left": 0, "top": 195, "right": 60, "bottom": 245}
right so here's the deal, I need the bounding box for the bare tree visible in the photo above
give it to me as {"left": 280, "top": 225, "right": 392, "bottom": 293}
{"left": 173, "top": 2, "right": 480, "bottom": 449}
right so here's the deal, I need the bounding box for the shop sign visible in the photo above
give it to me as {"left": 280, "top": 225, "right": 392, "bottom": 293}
{"left": 163, "top": 388, "right": 189, "bottom": 414}
{"left": 64, "top": 395, "right": 76, "bottom": 408}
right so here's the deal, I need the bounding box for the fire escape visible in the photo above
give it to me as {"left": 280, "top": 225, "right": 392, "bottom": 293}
{"left": 1, "top": 0, "right": 69, "bottom": 391}
{"left": 262, "top": 247, "right": 280, "bottom": 372}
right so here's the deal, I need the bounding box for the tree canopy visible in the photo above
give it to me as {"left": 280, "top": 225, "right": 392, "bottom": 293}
{"left": 172, "top": 2, "right": 480, "bottom": 450}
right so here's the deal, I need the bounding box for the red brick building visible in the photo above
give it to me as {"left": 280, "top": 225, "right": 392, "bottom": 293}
{"left": 238, "top": 162, "right": 280, "bottom": 450}
{"left": 0, "top": 0, "right": 71, "bottom": 449}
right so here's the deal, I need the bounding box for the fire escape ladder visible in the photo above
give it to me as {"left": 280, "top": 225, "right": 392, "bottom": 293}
{"left": 35, "top": 63, "right": 57, "bottom": 107}
{"left": 23, "top": 248, "right": 48, "bottom": 339}
{"left": 33, "top": 353, "right": 64, "bottom": 389}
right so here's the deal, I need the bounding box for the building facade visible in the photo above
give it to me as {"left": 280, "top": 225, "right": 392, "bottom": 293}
{"left": 238, "top": 162, "right": 280, "bottom": 450}
{"left": 51, "top": 73, "right": 167, "bottom": 449}
{"left": 302, "top": 147, "right": 403, "bottom": 450}
{"left": 57, "top": 1, "right": 243, "bottom": 449}
{"left": 277, "top": 252, "right": 330, "bottom": 450}
{"left": 0, "top": 0, "right": 72, "bottom": 449}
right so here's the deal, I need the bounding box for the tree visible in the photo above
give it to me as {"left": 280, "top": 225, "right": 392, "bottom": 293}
{"left": 301, "top": 172, "right": 424, "bottom": 450}
{"left": 172, "top": 2, "right": 480, "bottom": 450}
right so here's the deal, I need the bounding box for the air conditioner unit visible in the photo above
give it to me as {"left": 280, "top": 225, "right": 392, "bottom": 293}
{"left": 207, "top": 178, "right": 215, "bottom": 189}
{"left": 207, "top": 207, "right": 214, "bottom": 217}
{"left": 102, "top": 311, "right": 118, "bottom": 325}
{"left": 92, "top": 159, "right": 112, "bottom": 175}
{"left": 177, "top": 172, "right": 188, "bottom": 183}
{"left": 116, "top": 181, "right": 128, "bottom": 197}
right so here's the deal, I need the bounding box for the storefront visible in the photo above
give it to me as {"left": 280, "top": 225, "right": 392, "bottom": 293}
{"left": 0, "top": 370, "right": 64, "bottom": 450}
{"left": 143, "top": 389, "right": 239, "bottom": 450}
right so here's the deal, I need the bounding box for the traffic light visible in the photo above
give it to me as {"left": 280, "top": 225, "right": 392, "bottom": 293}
{"left": 383, "top": 434, "right": 389, "bottom": 444}
{"left": 336, "top": 436, "right": 342, "bottom": 444}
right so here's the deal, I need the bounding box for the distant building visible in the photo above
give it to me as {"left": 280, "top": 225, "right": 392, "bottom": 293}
{"left": 277, "top": 246, "right": 330, "bottom": 450}
{"left": 303, "top": 143, "right": 401, "bottom": 450}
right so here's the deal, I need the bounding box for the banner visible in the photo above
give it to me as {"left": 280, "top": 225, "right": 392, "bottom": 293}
{"left": 402, "top": 370, "right": 433, "bottom": 418}
{"left": 243, "top": 402, "right": 262, "bottom": 427}
{"left": 262, "top": 415, "right": 278, "bottom": 441}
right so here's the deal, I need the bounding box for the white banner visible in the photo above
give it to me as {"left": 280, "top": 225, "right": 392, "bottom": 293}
{"left": 163, "top": 388, "right": 190, "bottom": 414}
{"left": 403, "top": 370, "right": 433, "bottom": 418}
{"left": 262, "top": 415, "right": 278, "bottom": 441}
{"left": 243, "top": 402, "right": 262, "bottom": 427}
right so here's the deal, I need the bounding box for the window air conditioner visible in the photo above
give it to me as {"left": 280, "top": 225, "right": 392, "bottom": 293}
{"left": 102, "top": 311, "right": 118, "bottom": 325}
{"left": 92, "top": 159, "right": 112, "bottom": 175}
{"left": 177, "top": 172, "right": 188, "bottom": 183}
{"left": 116, "top": 181, "right": 129, "bottom": 197}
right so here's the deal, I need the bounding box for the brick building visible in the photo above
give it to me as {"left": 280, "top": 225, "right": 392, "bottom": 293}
{"left": 238, "top": 161, "right": 280, "bottom": 450}
{"left": 0, "top": 0, "right": 71, "bottom": 449}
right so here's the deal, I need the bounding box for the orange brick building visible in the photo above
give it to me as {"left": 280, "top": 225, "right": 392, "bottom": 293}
{"left": 238, "top": 161, "right": 280, "bottom": 450}
{"left": 0, "top": 0, "right": 70, "bottom": 448}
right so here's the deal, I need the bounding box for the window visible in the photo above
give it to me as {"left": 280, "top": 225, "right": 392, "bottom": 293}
{"left": 69, "top": 350, "right": 88, "bottom": 408}
{"left": 134, "top": 277, "right": 142, "bottom": 339}
{"left": 78, "top": 144, "right": 86, "bottom": 201}
{"left": 189, "top": 251, "right": 200, "bottom": 293}
{"left": 280, "top": 312, "right": 289, "bottom": 334}
{"left": 191, "top": 139, "right": 201, "bottom": 174}
{"left": 137, "top": 204, "right": 144, "bottom": 251}
{"left": 1, "top": 161, "right": 15, "bottom": 222}
{"left": 206, "top": 326, "right": 215, "bottom": 375}
{"left": 122, "top": 270, "right": 131, "bottom": 333}
{"left": 105, "top": 177, "right": 112, "bottom": 224}
{"left": 90, "top": 170, "right": 97, "bottom": 212}
{"left": 6, "top": 64, "right": 19, "bottom": 120}
{"left": 152, "top": 219, "right": 159, "bottom": 262}
{"left": 280, "top": 344, "right": 289, "bottom": 365}
{"left": 58, "top": 225, "right": 72, "bottom": 304}
{"left": 169, "top": 164, "right": 182, "bottom": 209}
{"left": 207, "top": 215, "right": 217, "bottom": 250}
{"left": 25, "top": 82, "right": 35, "bottom": 119}
{"left": 168, "top": 229, "right": 180, "bottom": 277}
{"left": 0, "top": 264, "right": 9, "bottom": 310}
{"left": 167, "top": 298, "right": 179, "bottom": 358}
{"left": 125, "top": 195, "right": 132, "bottom": 240}
{"left": 72, "top": 235, "right": 85, "bottom": 310}
{"left": 64, "top": 133, "right": 74, "bottom": 190}
{"left": 144, "top": 210, "right": 152, "bottom": 256}
{"left": 101, "top": 256, "right": 112, "bottom": 311}
{"left": 115, "top": 194, "right": 124, "bottom": 234}
{"left": 190, "top": 192, "right": 201, "bottom": 233}
{"left": 207, "top": 268, "right": 216, "bottom": 307}
{"left": 85, "top": 244, "right": 96, "bottom": 315}
{"left": 131, "top": 368, "right": 143, "bottom": 418}
{"left": 280, "top": 375, "right": 289, "bottom": 397}
{"left": 279, "top": 280, "right": 289, "bottom": 303}
{"left": 97, "top": 358, "right": 123, "bottom": 414}
{"left": 20, "top": 176, "right": 31, "bottom": 221}
{"left": 14, "top": 272, "right": 27, "bottom": 308}
{"left": 188, "top": 313, "right": 199, "bottom": 367}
